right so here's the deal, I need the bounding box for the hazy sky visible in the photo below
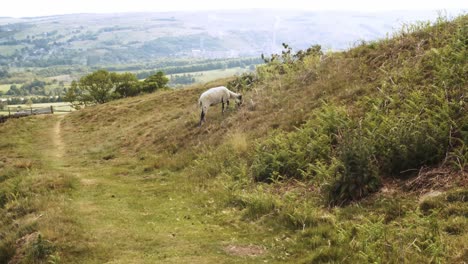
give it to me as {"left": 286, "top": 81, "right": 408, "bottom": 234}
{"left": 1, "top": 0, "right": 467, "bottom": 17}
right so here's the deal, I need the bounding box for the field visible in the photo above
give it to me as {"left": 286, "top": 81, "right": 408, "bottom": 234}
{"left": 0, "top": 15, "right": 466, "bottom": 263}
{"left": 7, "top": 102, "right": 71, "bottom": 108}
{"left": 1, "top": 102, "right": 73, "bottom": 115}
{"left": 169, "top": 67, "right": 251, "bottom": 86}
{"left": 194, "top": 67, "right": 251, "bottom": 83}
{"left": 0, "top": 84, "right": 11, "bottom": 92}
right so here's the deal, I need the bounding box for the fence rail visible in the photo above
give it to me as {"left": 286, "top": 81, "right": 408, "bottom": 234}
{"left": 0, "top": 105, "right": 70, "bottom": 124}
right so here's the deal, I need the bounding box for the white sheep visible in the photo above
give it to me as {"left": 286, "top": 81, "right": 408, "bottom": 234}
{"left": 198, "top": 86, "right": 243, "bottom": 126}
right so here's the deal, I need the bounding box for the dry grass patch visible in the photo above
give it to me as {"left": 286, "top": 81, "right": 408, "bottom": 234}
{"left": 224, "top": 244, "right": 266, "bottom": 257}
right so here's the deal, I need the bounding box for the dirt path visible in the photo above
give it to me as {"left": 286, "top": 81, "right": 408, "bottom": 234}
{"left": 52, "top": 115, "right": 65, "bottom": 158}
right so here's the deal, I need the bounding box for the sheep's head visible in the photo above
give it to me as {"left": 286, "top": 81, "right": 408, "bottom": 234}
{"left": 236, "top": 94, "right": 243, "bottom": 107}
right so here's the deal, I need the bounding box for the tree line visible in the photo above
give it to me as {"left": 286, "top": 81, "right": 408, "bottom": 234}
{"left": 136, "top": 58, "right": 262, "bottom": 79}
{"left": 0, "top": 96, "right": 64, "bottom": 106}
{"left": 169, "top": 73, "right": 198, "bottom": 86}
{"left": 4, "top": 79, "right": 66, "bottom": 97}
{"left": 64, "top": 70, "right": 168, "bottom": 107}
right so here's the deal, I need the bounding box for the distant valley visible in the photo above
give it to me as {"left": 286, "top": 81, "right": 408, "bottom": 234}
{"left": 0, "top": 9, "right": 459, "bottom": 67}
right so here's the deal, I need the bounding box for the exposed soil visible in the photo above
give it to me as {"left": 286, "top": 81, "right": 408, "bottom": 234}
{"left": 8, "top": 232, "right": 39, "bottom": 264}
{"left": 224, "top": 244, "right": 266, "bottom": 257}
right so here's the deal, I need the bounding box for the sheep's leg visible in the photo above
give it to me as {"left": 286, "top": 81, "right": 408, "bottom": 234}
{"left": 222, "top": 98, "right": 225, "bottom": 114}
{"left": 199, "top": 110, "right": 205, "bottom": 127}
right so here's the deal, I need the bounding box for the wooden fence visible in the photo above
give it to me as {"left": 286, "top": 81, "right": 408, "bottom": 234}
{"left": 0, "top": 105, "right": 71, "bottom": 124}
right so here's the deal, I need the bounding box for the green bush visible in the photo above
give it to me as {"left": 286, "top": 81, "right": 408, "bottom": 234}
{"left": 251, "top": 104, "right": 350, "bottom": 182}
{"left": 367, "top": 88, "right": 452, "bottom": 175}
{"left": 329, "top": 132, "right": 380, "bottom": 205}
{"left": 26, "top": 234, "right": 54, "bottom": 262}
{"left": 227, "top": 73, "right": 257, "bottom": 93}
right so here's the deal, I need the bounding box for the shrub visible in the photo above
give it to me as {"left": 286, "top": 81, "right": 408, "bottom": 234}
{"left": 26, "top": 233, "right": 54, "bottom": 262}
{"left": 329, "top": 132, "right": 380, "bottom": 205}
{"left": 369, "top": 88, "right": 452, "bottom": 175}
{"left": 251, "top": 104, "right": 350, "bottom": 182}
{"left": 227, "top": 73, "right": 257, "bottom": 93}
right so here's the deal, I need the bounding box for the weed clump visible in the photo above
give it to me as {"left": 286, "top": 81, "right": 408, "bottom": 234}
{"left": 329, "top": 132, "right": 380, "bottom": 205}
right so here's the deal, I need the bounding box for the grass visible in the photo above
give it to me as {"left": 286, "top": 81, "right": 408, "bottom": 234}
{"left": 193, "top": 67, "right": 251, "bottom": 83}
{"left": 56, "top": 163, "right": 275, "bottom": 263}
{"left": 2, "top": 118, "right": 280, "bottom": 263}
{"left": 0, "top": 116, "right": 76, "bottom": 263}
{"left": 0, "top": 84, "right": 11, "bottom": 92}
{"left": 0, "top": 14, "right": 467, "bottom": 263}
{"left": 7, "top": 102, "right": 73, "bottom": 113}
{"left": 0, "top": 94, "right": 279, "bottom": 263}
{"left": 168, "top": 67, "right": 251, "bottom": 86}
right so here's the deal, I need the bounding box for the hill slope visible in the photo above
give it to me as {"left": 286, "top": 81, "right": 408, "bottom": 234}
{"left": 0, "top": 15, "right": 467, "bottom": 263}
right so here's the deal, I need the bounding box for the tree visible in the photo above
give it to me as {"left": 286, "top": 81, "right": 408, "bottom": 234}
{"left": 6, "top": 84, "right": 20, "bottom": 96}
{"left": 0, "top": 100, "right": 6, "bottom": 110}
{"left": 79, "top": 69, "right": 114, "bottom": 104}
{"left": 0, "top": 68, "right": 9, "bottom": 78}
{"left": 111, "top": 72, "right": 140, "bottom": 98}
{"left": 65, "top": 70, "right": 169, "bottom": 107}
{"left": 64, "top": 81, "right": 79, "bottom": 107}
{"left": 25, "top": 98, "right": 33, "bottom": 108}
{"left": 142, "top": 71, "right": 169, "bottom": 93}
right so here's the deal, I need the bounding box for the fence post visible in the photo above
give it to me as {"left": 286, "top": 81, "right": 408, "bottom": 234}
{"left": 30, "top": 106, "right": 33, "bottom": 115}
{"left": 8, "top": 107, "right": 11, "bottom": 117}
{"left": 50, "top": 105, "right": 54, "bottom": 114}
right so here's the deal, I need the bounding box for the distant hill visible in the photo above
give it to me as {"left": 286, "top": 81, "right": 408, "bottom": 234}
{"left": 0, "top": 9, "right": 463, "bottom": 67}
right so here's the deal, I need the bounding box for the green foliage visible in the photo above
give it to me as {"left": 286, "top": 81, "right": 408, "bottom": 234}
{"left": 64, "top": 70, "right": 169, "bottom": 107}
{"left": 237, "top": 189, "right": 280, "bottom": 220}
{"left": 64, "top": 80, "right": 82, "bottom": 108}
{"left": 252, "top": 104, "right": 350, "bottom": 182}
{"left": 6, "top": 80, "right": 49, "bottom": 96}
{"left": 250, "top": 90, "right": 459, "bottom": 203}
{"left": 329, "top": 132, "right": 380, "bottom": 205}
{"left": 252, "top": 81, "right": 461, "bottom": 203}
{"left": 142, "top": 71, "right": 169, "bottom": 93}
{"left": 259, "top": 43, "right": 323, "bottom": 77}
{"left": 367, "top": 88, "right": 452, "bottom": 175}
{"left": 169, "top": 73, "right": 196, "bottom": 86}
{"left": 251, "top": 15, "right": 467, "bottom": 205}
{"left": 111, "top": 72, "right": 140, "bottom": 98}
{"left": 26, "top": 234, "right": 54, "bottom": 262}
{"left": 261, "top": 43, "right": 323, "bottom": 65}
{"left": 79, "top": 69, "right": 115, "bottom": 104}
{"left": 135, "top": 57, "right": 262, "bottom": 79}
{"left": 0, "top": 68, "right": 9, "bottom": 78}
{"left": 227, "top": 72, "right": 257, "bottom": 93}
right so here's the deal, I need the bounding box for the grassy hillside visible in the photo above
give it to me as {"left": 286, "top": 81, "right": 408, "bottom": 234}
{"left": 0, "top": 15, "right": 466, "bottom": 263}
